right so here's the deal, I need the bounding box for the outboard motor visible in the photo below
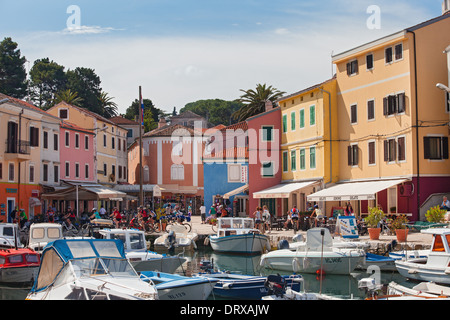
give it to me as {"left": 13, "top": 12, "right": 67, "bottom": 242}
{"left": 264, "top": 274, "right": 286, "bottom": 297}
{"left": 167, "top": 230, "right": 177, "bottom": 252}
{"left": 383, "top": 240, "right": 398, "bottom": 256}
{"left": 277, "top": 239, "right": 290, "bottom": 250}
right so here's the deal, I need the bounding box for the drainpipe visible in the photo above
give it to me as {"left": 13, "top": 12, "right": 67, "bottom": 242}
{"left": 18, "top": 109, "right": 24, "bottom": 212}
{"left": 406, "top": 29, "right": 420, "bottom": 220}
{"left": 319, "top": 87, "right": 332, "bottom": 186}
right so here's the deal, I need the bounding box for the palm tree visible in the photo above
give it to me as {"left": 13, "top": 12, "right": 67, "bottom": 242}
{"left": 232, "top": 84, "right": 285, "bottom": 122}
{"left": 53, "top": 89, "right": 83, "bottom": 106}
{"left": 99, "top": 91, "right": 118, "bottom": 118}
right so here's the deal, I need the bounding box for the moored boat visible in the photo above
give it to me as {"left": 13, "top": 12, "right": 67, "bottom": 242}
{"left": 0, "top": 247, "right": 40, "bottom": 286}
{"left": 208, "top": 217, "right": 270, "bottom": 255}
{"left": 26, "top": 239, "right": 158, "bottom": 300}
{"left": 260, "top": 228, "right": 365, "bottom": 274}
{"left": 153, "top": 225, "right": 198, "bottom": 253}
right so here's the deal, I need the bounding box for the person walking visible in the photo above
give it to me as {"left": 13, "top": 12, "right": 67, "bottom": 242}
{"left": 262, "top": 205, "right": 271, "bottom": 234}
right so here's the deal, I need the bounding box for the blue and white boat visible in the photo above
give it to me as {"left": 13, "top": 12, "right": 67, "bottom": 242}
{"left": 208, "top": 218, "right": 270, "bottom": 255}
{"left": 26, "top": 239, "right": 158, "bottom": 300}
{"left": 194, "top": 260, "right": 303, "bottom": 300}
{"left": 140, "top": 271, "right": 218, "bottom": 300}
{"left": 358, "top": 253, "right": 397, "bottom": 272}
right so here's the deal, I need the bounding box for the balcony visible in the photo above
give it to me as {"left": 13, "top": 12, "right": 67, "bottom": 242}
{"left": 5, "top": 139, "right": 31, "bottom": 161}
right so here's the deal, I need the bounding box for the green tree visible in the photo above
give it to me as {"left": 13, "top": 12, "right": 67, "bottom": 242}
{"left": 181, "top": 99, "right": 244, "bottom": 126}
{"left": 66, "top": 67, "right": 102, "bottom": 114}
{"left": 0, "top": 37, "right": 27, "bottom": 98}
{"left": 99, "top": 91, "right": 118, "bottom": 118}
{"left": 53, "top": 89, "right": 83, "bottom": 106}
{"left": 125, "top": 98, "right": 162, "bottom": 132}
{"left": 232, "top": 84, "right": 285, "bottom": 122}
{"left": 28, "top": 58, "right": 66, "bottom": 109}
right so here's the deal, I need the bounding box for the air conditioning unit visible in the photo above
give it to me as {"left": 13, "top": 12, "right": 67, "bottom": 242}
{"left": 443, "top": 0, "right": 450, "bottom": 14}
{"left": 399, "top": 184, "right": 414, "bottom": 197}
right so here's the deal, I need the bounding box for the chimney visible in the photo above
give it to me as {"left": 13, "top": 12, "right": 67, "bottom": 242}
{"left": 265, "top": 100, "right": 273, "bottom": 112}
{"left": 158, "top": 117, "right": 167, "bottom": 129}
{"left": 443, "top": 0, "right": 450, "bottom": 14}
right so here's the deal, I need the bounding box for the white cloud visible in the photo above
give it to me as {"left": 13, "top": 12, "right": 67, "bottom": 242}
{"left": 62, "top": 25, "right": 121, "bottom": 35}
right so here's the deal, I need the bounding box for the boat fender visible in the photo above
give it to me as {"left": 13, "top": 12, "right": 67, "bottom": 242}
{"left": 277, "top": 239, "right": 290, "bottom": 250}
{"left": 203, "top": 237, "right": 210, "bottom": 246}
{"left": 292, "top": 258, "right": 300, "bottom": 273}
{"left": 223, "top": 283, "right": 233, "bottom": 290}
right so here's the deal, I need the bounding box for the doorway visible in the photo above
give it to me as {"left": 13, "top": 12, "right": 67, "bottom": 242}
{"left": 7, "top": 198, "right": 15, "bottom": 223}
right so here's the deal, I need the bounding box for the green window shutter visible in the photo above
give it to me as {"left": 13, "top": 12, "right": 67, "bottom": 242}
{"left": 300, "top": 149, "right": 305, "bottom": 170}
{"left": 299, "top": 109, "right": 305, "bottom": 128}
{"left": 282, "top": 115, "right": 287, "bottom": 133}
{"left": 291, "top": 112, "right": 295, "bottom": 131}
{"left": 310, "top": 106, "right": 315, "bottom": 125}
{"left": 283, "top": 152, "right": 288, "bottom": 172}
{"left": 310, "top": 147, "right": 316, "bottom": 169}
{"left": 291, "top": 150, "right": 296, "bottom": 171}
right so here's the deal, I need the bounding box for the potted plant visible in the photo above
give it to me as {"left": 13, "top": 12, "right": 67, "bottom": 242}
{"left": 391, "top": 214, "right": 409, "bottom": 242}
{"left": 364, "top": 207, "right": 385, "bottom": 240}
{"left": 425, "top": 206, "right": 447, "bottom": 224}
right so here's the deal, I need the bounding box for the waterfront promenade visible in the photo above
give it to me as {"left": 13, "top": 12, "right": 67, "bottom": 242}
{"left": 168, "top": 215, "right": 435, "bottom": 253}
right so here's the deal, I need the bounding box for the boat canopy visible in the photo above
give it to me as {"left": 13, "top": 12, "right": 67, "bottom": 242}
{"left": 305, "top": 228, "right": 334, "bottom": 252}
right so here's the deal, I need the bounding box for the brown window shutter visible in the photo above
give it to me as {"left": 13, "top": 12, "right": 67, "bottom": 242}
{"left": 346, "top": 63, "right": 351, "bottom": 76}
{"left": 383, "top": 97, "right": 388, "bottom": 115}
{"left": 397, "top": 93, "right": 405, "bottom": 113}
{"left": 397, "top": 137, "right": 405, "bottom": 161}
{"left": 384, "top": 140, "right": 389, "bottom": 161}
{"left": 348, "top": 145, "right": 352, "bottom": 166}
{"left": 443, "top": 137, "right": 449, "bottom": 159}
{"left": 423, "top": 137, "right": 431, "bottom": 159}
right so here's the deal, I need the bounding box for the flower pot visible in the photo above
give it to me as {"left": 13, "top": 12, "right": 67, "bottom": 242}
{"left": 395, "top": 229, "right": 408, "bottom": 242}
{"left": 161, "top": 222, "right": 167, "bottom": 231}
{"left": 368, "top": 227, "right": 381, "bottom": 240}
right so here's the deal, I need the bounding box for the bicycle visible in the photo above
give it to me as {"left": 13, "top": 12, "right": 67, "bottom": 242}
{"left": 61, "top": 220, "right": 79, "bottom": 237}
{"left": 165, "top": 214, "right": 192, "bottom": 233}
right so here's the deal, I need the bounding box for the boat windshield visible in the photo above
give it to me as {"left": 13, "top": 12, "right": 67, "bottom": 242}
{"left": 71, "top": 258, "right": 137, "bottom": 278}
{"left": 110, "top": 232, "right": 146, "bottom": 250}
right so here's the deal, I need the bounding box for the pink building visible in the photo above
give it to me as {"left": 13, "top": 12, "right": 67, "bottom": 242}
{"left": 247, "top": 105, "right": 282, "bottom": 217}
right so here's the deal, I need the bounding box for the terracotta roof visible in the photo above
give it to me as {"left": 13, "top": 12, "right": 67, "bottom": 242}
{"left": 276, "top": 76, "right": 336, "bottom": 103}
{"left": 0, "top": 93, "right": 61, "bottom": 121}
{"left": 219, "top": 121, "right": 248, "bottom": 134}
{"left": 143, "top": 124, "right": 195, "bottom": 137}
{"left": 61, "top": 121, "right": 95, "bottom": 134}
{"left": 170, "top": 110, "right": 205, "bottom": 120}
{"left": 109, "top": 116, "right": 141, "bottom": 126}
{"left": 203, "top": 146, "right": 248, "bottom": 160}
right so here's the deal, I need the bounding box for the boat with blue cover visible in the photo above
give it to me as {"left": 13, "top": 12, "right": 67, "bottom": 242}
{"left": 26, "top": 238, "right": 158, "bottom": 300}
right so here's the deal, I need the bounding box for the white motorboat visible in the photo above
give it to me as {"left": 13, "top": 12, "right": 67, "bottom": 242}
{"left": 28, "top": 223, "right": 64, "bottom": 254}
{"left": 260, "top": 228, "right": 365, "bottom": 274}
{"left": 208, "top": 217, "right": 270, "bottom": 255}
{"left": 26, "top": 239, "right": 158, "bottom": 300}
{"left": 140, "top": 271, "right": 218, "bottom": 300}
{"left": 395, "top": 228, "right": 450, "bottom": 284}
{"left": 388, "top": 281, "right": 450, "bottom": 298}
{"left": 98, "top": 228, "right": 186, "bottom": 273}
{"left": 0, "top": 223, "right": 24, "bottom": 248}
{"left": 153, "top": 225, "right": 198, "bottom": 253}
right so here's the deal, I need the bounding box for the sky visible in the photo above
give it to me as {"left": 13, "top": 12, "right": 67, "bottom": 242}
{"left": 0, "top": 0, "right": 444, "bottom": 115}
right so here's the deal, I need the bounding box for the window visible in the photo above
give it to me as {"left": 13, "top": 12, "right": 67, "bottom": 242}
{"left": 385, "top": 47, "right": 393, "bottom": 64}
{"left": 290, "top": 150, "right": 296, "bottom": 171}
{"left": 112, "top": 165, "right": 115, "bottom": 177}
{"left": 348, "top": 144, "right": 359, "bottom": 166}
{"left": 367, "top": 100, "right": 375, "bottom": 121}
{"left": 111, "top": 137, "right": 115, "bottom": 149}
{"left": 282, "top": 114, "right": 287, "bottom": 133}
{"left": 75, "top": 133, "right": 79, "bottom": 149}
{"left": 309, "top": 147, "right": 316, "bottom": 169}
{"left": 350, "top": 104, "right": 357, "bottom": 124}
{"left": 171, "top": 164, "right": 184, "bottom": 180}
{"left": 309, "top": 105, "right": 316, "bottom": 126}
{"left": 118, "top": 166, "right": 122, "bottom": 179}
{"left": 29, "top": 127, "right": 39, "bottom": 147}
{"left": 394, "top": 43, "right": 403, "bottom": 61}
{"left": 127, "top": 129, "right": 133, "bottom": 138}
{"left": 43, "top": 131, "right": 48, "bottom": 149}
{"left": 103, "top": 134, "right": 107, "bottom": 147}
{"left": 261, "top": 162, "right": 274, "bottom": 177}
{"left": 384, "top": 138, "right": 397, "bottom": 162}
{"left": 424, "top": 136, "right": 449, "bottom": 160}
{"left": 65, "top": 162, "right": 70, "bottom": 178}
{"left": 85, "top": 164, "right": 89, "bottom": 179}
{"left": 299, "top": 109, "right": 305, "bottom": 128}
{"left": 383, "top": 93, "right": 405, "bottom": 115}
{"left": 0, "top": 163, "right": 2, "bottom": 180}
{"left": 43, "top": 164, "right": 48, "bottom": 182}
{"left": 262, "top": 126, "right": 273, "bottom": 142}
{"left": 291, "top": 111, "right": 296, "bottom": 131}
{"left": 53, "top": 134, "right": 58, "bottom": 151}
{"left": 8, "top": 163, "right": 14, "bottom": 181}
{"left": 397, "top": 136, "right": 406, "bottom": 162}
{"left": 59, "top": 109, "right": 68, "bottom": 119}
{"left": 346, "top": 59, "right": 358, "bottom": 76}
{"left": 54, "top": 166, "right": 59, "bottom": 183}
{"left": 75, "top": 163, "right": 80, "bottom": 178}
{"left": 366, "top": 54, "right": 374, "bottom": 70}
{"left": 65, "top": 132, "right": 70, "bottom": 147}
{"left": 103, "top": 163, "right": 107, "bottom": 176}
{"left": 299, "top": 149, "right": 306, "bottom": 170}
{"left": 172, "top": 141, "right": 183, "bottom": 156}
{"left": 85, "top": 136, "right": 89, "bottom": 150}
{"left": 227, "top": 164, "right": 241, "bottom": 182}
{"left": 368, "top": 141, "right": 376, "bottom": 165}
{"left": 29, "top": 165, "right": 35, "bottom": 183}
{"left": 282, "top": 151, "right": 288, "bottom": 172}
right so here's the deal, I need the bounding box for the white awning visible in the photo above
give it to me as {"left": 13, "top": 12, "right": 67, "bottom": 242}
{"left": 42, "top": 185, "right": 126, "bottom": 201}
{"left": 307, "top": 179, "right": 408, "bottom": 202}
{"left": 223, "top": 185, "right": 248, "bottom": 199}
{"left": 253, "top": 181, "right": 319, "bottom": 199}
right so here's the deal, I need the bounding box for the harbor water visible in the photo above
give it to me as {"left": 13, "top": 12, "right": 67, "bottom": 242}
{"left": 1, "top": 244, "right": 412, "bottom": 300}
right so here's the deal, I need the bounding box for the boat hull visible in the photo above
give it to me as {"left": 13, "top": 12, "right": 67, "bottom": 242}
{"left": 395, "top": 258, "right": 450, "bottom": 284}
{"left": 260, "top": 249, "right": 364, "bottom": 274}
{"left": 209, "top": 234, "right": 270, "bottom": 255}
{"left": 130, "top": 256, "right": 187, "bottom": 274}
{"left": 0, "top": 266, "right": 39, "bottom": 286}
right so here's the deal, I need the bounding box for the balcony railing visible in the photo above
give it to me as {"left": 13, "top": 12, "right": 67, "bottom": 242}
{"left": 5, "top": 139, "right": 31, "bottom": 155}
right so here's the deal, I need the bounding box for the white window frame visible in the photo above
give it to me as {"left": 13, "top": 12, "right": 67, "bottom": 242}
{"left": 171, "top": 164, "right": 184, "bottom": 181}
{"left": 262, "top": 125, "right": 274, "bottom": 142}
{"left": 261, "top": 161, "right": 274, "bottom": 178}
{"left": 367, "top": 140, "right": 376, "bottom": 166}
{"left": 75, "top": 133, "right": 80, "bottom": 149}
{"left": 367, "top": 99, "right": 375, "bottom": 122}
{"left": 227, "top": 163, "right": 241, "bottom": 183}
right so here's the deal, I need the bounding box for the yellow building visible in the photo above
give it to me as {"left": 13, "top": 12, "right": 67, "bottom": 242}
{"left": 308, "top": 13, "right": 450, "bottom": 221}
{"left": 275, "top": 77, "right": 338, "bottom": 213}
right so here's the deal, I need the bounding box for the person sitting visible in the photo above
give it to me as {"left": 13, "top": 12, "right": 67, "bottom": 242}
{"left": 90, "top": 208, "right": 101, "bottom": 220}
{"left": 63, "top": 207, "right": 75, "bottom": 227}
{"left": 284, "top": 212, "right": 293, "bottom": 230}
{"left": 344, "top": 203, "right": 354, "bottom": 216}
{"left": 440, "top": 196, "right": 450, "bottom": 211}
{"left": 290, "top": 205, "right": 299, "bottom": 230}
